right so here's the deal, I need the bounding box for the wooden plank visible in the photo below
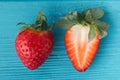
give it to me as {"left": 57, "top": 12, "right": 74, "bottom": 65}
{"left": 0, "top": 1, "right": 120, "bottom": 80}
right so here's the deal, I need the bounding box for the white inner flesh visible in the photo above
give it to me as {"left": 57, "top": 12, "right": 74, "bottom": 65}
{"left": 70, "top": 24, "right": 90, "bottom": 68}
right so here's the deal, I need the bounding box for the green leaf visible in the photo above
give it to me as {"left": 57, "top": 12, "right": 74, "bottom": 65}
{"left": 81, "top": 9, "right": 94, "bottom": 24}
{"left": 90, "top": 8, "right": 104, "bottom": 19}
{"left": 67, "top": 12, "right": 76, "bottom": 20}
{"left": 55, "top": 11, "right": 79, "bottom": 29}
{"left": 97, "top": 26, "right": 107, "bottom": 39}
{"left": 35, "top": 11, "right": 47, "bottom": 25}
{"left": 84, "top": 10, "right": 93, "bottom": 24}
{"left": 17, "top": 22, "right": 30, "bottom": 33}
{"left": 88, "top": 25, "right": 96, "bottom": 41}
{"left": 95, "top": 20, "right": 109, "bottom": 30}
{"left": 34, "top": 11, "right": 51, "bottom": 31}
{"left": 81, "top": 8, "right": 91, "bottom": 17}
{"left": 77, "top": 12, "right": 83, "bottom": 21}
{"left": 55, "top": 17, "right": 77, "bottom": 29}
{"left": 19, "top": 26, "right": 29, "bottom": 33}
{"left": 16, "top": 22, "right": 28, "bottom": 26}
{"left": 81, "top": 8, "right": 104, "bottom": 23}
{"left": 95, "top": 20, "right": 109, "bottom": 38}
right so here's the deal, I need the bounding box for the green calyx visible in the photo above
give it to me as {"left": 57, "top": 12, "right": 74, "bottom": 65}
{"left": 55, "top": 8, "right": 109, "bottom": 40}
{"left": 17, "top": 11, "right": 52, "bottom": 33}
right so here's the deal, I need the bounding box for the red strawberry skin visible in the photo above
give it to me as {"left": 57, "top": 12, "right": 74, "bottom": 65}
{"left": 15, "top": 28, "right": 54, "bottom": 70}
{"left": 64, "top": 25, "right": 100, "bottom": 72}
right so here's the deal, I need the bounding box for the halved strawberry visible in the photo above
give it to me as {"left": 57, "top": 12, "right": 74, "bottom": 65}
{"left": 15, "top": 11, "right": 54, "bottom": 70}
{"left": 55, "top": 8, "right": 109, "bottom": 72}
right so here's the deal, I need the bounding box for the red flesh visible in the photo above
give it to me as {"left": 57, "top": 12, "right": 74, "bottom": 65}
{"left": 64, "top": 25, "right": 100, "bottom": 72}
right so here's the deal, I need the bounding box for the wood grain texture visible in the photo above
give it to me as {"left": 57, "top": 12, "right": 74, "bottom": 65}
{"left": 0, "top": 1, "right": 120, "bottom": 80}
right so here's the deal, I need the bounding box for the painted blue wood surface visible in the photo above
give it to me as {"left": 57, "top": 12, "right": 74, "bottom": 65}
{"left": 0, "top": 1, "right": 120, "bottom": 80}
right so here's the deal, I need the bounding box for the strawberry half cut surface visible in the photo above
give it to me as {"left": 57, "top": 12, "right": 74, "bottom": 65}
{"left": 55, "top": 8, "right": 109, "bottom": 72}
{"left": 15, "top": 11, "right": 54, "bottom": 70}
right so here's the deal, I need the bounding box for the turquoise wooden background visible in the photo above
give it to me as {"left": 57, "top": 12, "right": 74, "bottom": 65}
{"left": 0, "top": 1, "right": 120, "bottom": 80}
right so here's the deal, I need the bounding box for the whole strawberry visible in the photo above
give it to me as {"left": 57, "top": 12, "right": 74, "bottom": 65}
{"left": 56, "top": 8, "right": 109, "bottom": 72}
{"left": 15, "top": 11, "right": 54, "bottom": 70}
